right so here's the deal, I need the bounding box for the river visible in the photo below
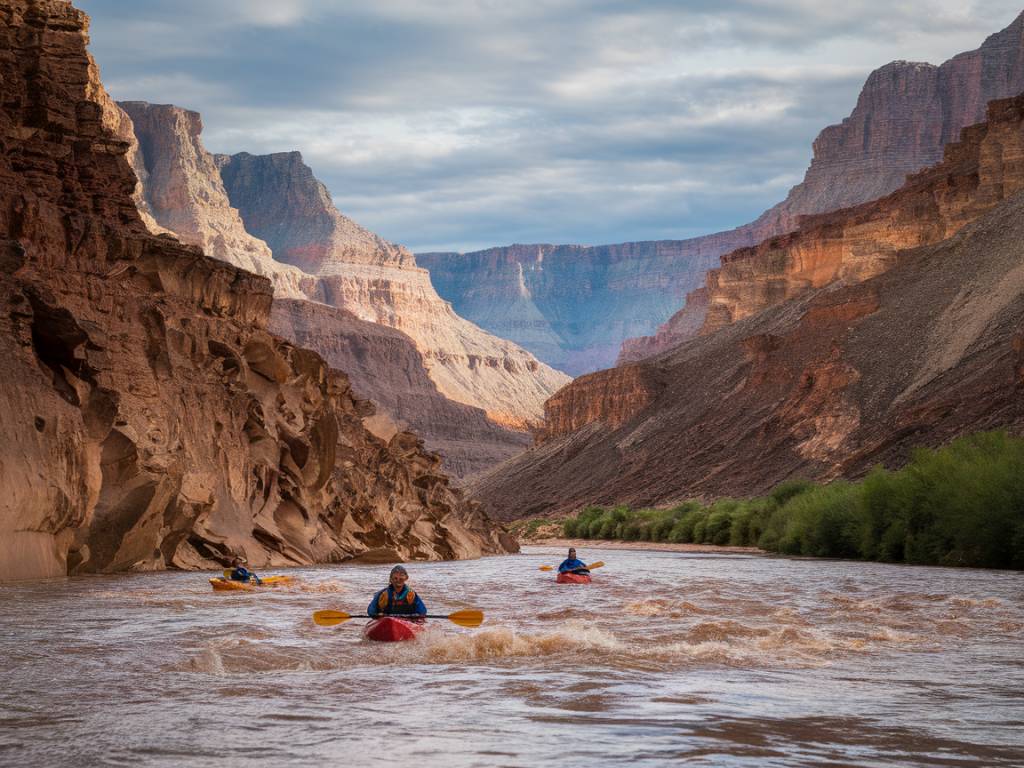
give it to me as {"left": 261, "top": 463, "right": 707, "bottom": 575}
{"left": 1, "top": 546, "right": 1022, "bottom": 767}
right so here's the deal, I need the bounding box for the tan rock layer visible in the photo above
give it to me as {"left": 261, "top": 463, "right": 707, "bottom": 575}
{"left": 268, "top": 299, "right": 531, "bottom": 480}
{"left": 0, "top": 0, "right": 514, "bottom": 581}
{"left": 703, "top": 93, "right": 1024, "bottom": 333}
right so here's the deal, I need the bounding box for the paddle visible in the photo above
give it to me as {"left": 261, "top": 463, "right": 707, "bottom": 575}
{"left": 313, "top": 609, "right": 484, "bottom": 628}
{"left": 539, "top": 561, "right": 604, "bottom": 572}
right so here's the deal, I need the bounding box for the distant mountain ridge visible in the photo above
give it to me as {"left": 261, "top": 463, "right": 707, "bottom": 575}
{"left": 420, "top": 11, "right": 1024, "bottom": 374}
{"left": 471, "top": 96, "right": 1024, "bottom": 519}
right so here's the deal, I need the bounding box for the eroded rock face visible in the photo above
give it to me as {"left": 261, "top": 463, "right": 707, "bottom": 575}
{"left": 533, "top": 93, "right": 1024, "bottom": 448}
{"left": 472, "top": 191, "right": 1024, "bottom": 519}
{"left": 218, "top": 151, "right": 414, "bottom": 270}
{"left": 752, "top": 13, "right": 1024, "bottom": 237}
{"left": 0, "top": 0, "right": 514, "bottom": 581}
{"left": 121, "top": 122, "right": 568, "bottom": 434}
{"left": 118, "top": 101, "right": 312, "bottom": 300}
{"left": 702, "top": 93, "right": 1024, "bottom": 332}
{"left": 268, "top": 299, "right": 531, "bottom": 480}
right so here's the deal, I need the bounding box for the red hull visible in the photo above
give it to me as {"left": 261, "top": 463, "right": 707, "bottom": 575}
{"left": 556, "top": 572, "right": 592, "bottom": 584}
{"left": 363, "top": 616, "right": 426, "bottom": 642}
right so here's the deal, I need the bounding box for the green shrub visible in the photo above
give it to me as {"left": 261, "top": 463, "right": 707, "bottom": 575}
{"left": 554, "top": 431, "right": 1024, "bottom": 569}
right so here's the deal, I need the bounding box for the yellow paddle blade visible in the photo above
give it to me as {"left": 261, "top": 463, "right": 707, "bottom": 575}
{"left": 223, "top": 569, "right": 233, "bottom": 578}
{"left": 313, "top": 610, "right": 352, "bottom": 626}
{"left": 538, "top": 565, "right": 553, "bottom": 571}
{"left": 589, "top": 561, "right": 605, "bottom": 569}
{"left": 447, "top": 609, "right": 484, "bottom": 628}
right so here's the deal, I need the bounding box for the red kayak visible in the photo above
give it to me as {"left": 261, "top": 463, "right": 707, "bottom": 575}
{"left": 363, "top": 616, "right": 426, "bottom": 642}
{"left": 556, "top": 571, "right": 592, "bottom": 585}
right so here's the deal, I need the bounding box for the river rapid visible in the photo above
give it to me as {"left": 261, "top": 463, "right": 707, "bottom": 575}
{"left": 1, "top": 546, "right": 1022, "bottom": 767}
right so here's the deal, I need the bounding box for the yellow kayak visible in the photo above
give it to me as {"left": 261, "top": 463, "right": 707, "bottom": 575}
{"left": 209, "top": 576, "right": 295, "bottom": 592}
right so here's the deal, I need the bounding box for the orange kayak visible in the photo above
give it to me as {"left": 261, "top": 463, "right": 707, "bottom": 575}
{"left": 209, "top": 576, "right": 295, "bottom": 592}
{"left": 556, "top": 572, "right": 592, "bottom": 585}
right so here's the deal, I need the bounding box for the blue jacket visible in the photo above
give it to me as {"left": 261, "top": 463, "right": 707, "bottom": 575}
{"left": 368, "top": 586, "right": 427, "bottom": 616}
{"left": 558, "top": 558, "right": 588, "bottom": 573}
{"left": 229, "top": 566, "right": 260, "bottom": 583}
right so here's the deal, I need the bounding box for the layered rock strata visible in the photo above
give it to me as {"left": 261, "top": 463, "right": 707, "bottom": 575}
{"left": 217, "top": 151, "right": 414, "bottom": 270}
{"left": 422, "top": 12, "right": 1024, "bottom": 372}
{"left": 418, "top": 239, "right": 728, "bottom": 376}
{"left": 622, "top": 11, "right": 1024, "bottom": 361}
{"left": 0, "top": 0, "right": 514, "bottom": 581}
{"left": 269, "top": 299, "right": 531, "bottom": 479}
{"left": 118, "top": 101, "right": 311, "bottom": 299}
{"left": 702, "top": 94, "right": 1024, "bottom": 332}
{"left": 121, "top": 125, "right": 567, "bottom": 437}
{"left": 472, "top": 190, "right": 1024, "bottom": 519}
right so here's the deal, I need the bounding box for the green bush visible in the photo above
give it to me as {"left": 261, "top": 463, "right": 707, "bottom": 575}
{"left": 554, "top": 431, "right": 1024, "bottom": 569}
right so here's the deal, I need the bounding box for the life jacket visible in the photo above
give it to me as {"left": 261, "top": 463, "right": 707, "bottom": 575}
{"left": 376, "top": 586, "right": 419, "bottom": 615}
{"left": 230, "top": 566, "right": 252, "bottom": 582}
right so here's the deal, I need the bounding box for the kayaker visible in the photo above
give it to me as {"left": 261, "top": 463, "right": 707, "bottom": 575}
{"left": 228, "top": 557, "right": 262, "bottom": 585}
{"left": 368, "top": 565, "right": 427, "bottom": 617}
{"left": 558, "top": 548, "right": 589, "bottom": 574}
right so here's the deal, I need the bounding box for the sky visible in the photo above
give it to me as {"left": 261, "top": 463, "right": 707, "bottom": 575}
{"left": 77, "top": 1, "right": 1023, "bottom": 253}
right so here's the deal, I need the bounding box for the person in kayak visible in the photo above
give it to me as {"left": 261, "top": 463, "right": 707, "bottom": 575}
{"left": 228, "top": 557, "right": 262, "bottom": 585}
{"left": 368, "top": 565, "right": 427, "bottom": 618}
{"left": 558, "top": 548, "right": 590, "bottom": 575}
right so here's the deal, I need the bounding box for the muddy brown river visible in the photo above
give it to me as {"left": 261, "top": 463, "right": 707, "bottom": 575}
{"left": 1, "top": 546, "right": 1022, "bottom": 766}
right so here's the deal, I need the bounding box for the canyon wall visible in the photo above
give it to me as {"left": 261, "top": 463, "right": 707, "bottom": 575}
{"left": 268, "top": 299, "right": 531, "bottom": 479}
{"left": 420, "top": 12, "right": 1024, "bottom": 373}
{"left": 472, "top": 188, "right": 1024, "bottom": 519}
{"left": 119, "top": 118, "right": 567, "bottom": 461}
{"left": 215, "top": 150, "right": 570, "bottom": 431}
{"left": 418, "top": 238, "right": 729, "bottom": 376}
{"left": 0, "top": 0, "right": 514, "bottom": 581}
{"left": 702, "top": 93, "right": 1024, "bottom": 332}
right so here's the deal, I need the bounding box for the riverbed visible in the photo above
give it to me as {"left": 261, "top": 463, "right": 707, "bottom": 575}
{"left": 1, "top": 546, "right": 1021, "bottom": 766}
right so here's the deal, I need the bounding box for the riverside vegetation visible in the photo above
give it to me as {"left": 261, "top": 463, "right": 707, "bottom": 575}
{"left": 558, "top": 431, "right": 1024, "bottom": 570}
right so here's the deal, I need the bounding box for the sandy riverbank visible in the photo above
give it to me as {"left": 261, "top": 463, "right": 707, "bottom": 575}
{"left": 528, "top": 537, "right": 765, "bottom": 556}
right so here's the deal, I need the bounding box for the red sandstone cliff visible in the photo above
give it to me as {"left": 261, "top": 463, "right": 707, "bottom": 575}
{"left": 472, "top": 187, "right": 1024, "bottom": 519}
{"left": 701, "top": 93, "right": 1024, "bottom": 332}
{"left": 616, "top": 11, "right": 1024, "bottom": 362}
{"left": 0, "top": 0, "right": 514, "bottom": 581}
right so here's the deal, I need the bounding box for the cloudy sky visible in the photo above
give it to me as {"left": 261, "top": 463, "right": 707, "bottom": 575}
{"left": 78, "top": 1, "right": 1022, "bottom": 253}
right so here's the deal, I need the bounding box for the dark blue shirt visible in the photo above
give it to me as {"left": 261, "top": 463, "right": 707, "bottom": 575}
{"left": 230, "top": 566, "right": 256, "bottom": 582}
{"left": 558, "top": 558, "right": 588, "bottom": 573}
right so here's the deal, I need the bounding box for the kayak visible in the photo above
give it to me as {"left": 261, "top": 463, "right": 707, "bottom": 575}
{"left": 209, "top": 576, "right": 295, "bottom": 592}
{"left": 363, "top": 616, "right": 426, "bottom": 642}
{"left": 556, "top": 571, "right": 592, "bottom": 585}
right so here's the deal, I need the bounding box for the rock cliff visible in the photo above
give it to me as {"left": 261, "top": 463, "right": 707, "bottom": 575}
{"left": 118, "top": 101, "right": 312, "bottom": 299}
{"left": 217, "top": 151, "right": 414, "bottom": 270}
{"left": 421, "top": 12, "right": 1024, "bottom": 372}
{"left": 622, "top": 11, "right": 1024, "bottom": 361}
{"left": 268, "top": 299, "right": 531, "bottom": 479}
{"left": 702, "top": 93, "right": 1024, "bottom": 332}
{"left": 120, "top": 124, "right": 567, "bottom": 438}
{"left": 418, "top": 238, "right": 728, "bottom": 375}
{"left": 472, "top": 188, "right": 1024, "bottom": 519}
{"left": 0, "top": 0, "right": 514, "bottom": 581}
